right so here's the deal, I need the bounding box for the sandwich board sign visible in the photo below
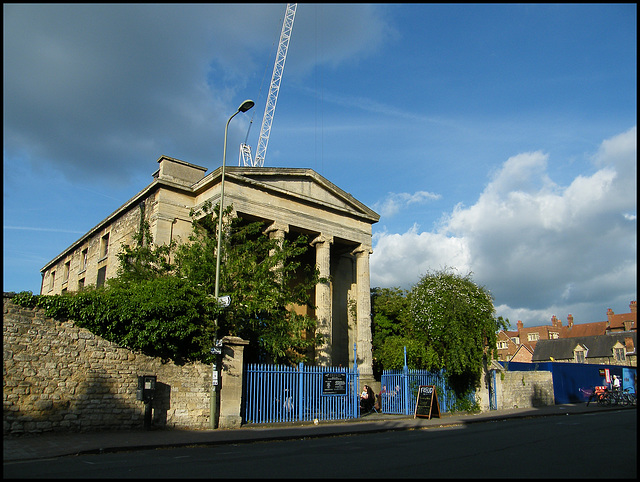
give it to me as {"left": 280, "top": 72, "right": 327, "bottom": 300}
{"left": 414, "top": 385, "right": 440, "bottom": 419}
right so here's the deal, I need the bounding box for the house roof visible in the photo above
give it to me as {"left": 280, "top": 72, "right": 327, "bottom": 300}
{"left": 561, "top": 321, "right": 607, "bottom": 338}
{"left": 512, "top": 344, "right": 534, "bottom": 357}
{"left": 532, "top": 332, "right": 637, "bottom": 362}
{"left": 607, "top": 310, "right": 637, "bottom": 331}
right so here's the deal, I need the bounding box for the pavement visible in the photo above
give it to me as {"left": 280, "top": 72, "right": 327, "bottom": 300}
{"left": 3, "top": 403, "right": 635, "bottom": 463}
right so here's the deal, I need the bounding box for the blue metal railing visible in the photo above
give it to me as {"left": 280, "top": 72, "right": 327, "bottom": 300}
{"left": 379, "top": 347, "right": 475, "bottom": 415}
{"left": 243, "top": 345, "right": 360, "bottom": 424}
{"left": 243, "top": 363, "right": 360, "bottom": 424}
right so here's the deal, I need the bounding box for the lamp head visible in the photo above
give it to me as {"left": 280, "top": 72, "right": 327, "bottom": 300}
{"left": 238, "top": 99, "right": 255, "bottom": 113}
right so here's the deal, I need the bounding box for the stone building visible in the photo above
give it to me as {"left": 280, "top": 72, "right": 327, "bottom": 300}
{"left": 531, "top": 332, "right": 637, "bottom": 367}
{"left": 40, "top": 155, "right": 380, "bottom": 381}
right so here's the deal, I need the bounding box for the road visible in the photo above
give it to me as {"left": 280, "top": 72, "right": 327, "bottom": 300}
{"left": 4, "top": 409, "right": 636, "bottom": 478}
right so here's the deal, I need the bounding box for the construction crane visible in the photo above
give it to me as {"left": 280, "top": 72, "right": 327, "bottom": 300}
{"left": 240, "top": 3, "right": 296, "bottom": 168}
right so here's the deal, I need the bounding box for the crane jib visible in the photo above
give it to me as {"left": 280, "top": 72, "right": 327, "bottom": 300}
{"left": 240, "top": 3, "right": 297, "bottom": 168}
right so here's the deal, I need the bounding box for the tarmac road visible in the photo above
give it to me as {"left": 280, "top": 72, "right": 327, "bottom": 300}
{"left": 3, "top": 404, "right": 637, "bottom": 478}
{"left": 3, "top": 408, "right": 636, "bottom": 478}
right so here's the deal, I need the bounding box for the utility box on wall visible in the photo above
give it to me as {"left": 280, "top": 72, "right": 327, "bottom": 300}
{"left": 136, "top": 375, "right": 157, "bottom": 402}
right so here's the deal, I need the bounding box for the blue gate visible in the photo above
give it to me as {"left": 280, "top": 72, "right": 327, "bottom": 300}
{"left": 380, "top": 369, "right": 461, "bottom": 415}
{"left": 243, "top": 360, "right": 360, "bottom": 424}
{"left": 379, "top": 347, "right": 475, "bottom": 415}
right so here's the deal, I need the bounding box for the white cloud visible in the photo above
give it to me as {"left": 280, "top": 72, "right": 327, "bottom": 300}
{"left": 371, "top": 127, "right": 637, "bottom": 326}
{"left": 373, "top": 191, "right": 441, "bottom": 218}
{"left": 370, "top": 224, "right": 470, "bottom": 288}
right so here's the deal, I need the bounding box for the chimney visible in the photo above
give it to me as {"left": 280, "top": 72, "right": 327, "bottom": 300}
{"left": 517, "top": 320, "right": 523, "bottom": 332}
{"left": 551, "top": 315, "right": 558, "bottom": 328}
{"left": 607, "top": 308, "right": 614, "bottom": 318}
{"left": 630, "top": 301, "right": 637, "bottom": 313}
{"left": 567, "top": 314, "right": 573, "bottom": 328}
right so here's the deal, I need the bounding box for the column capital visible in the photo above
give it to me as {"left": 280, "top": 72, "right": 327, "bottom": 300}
{"left": 311, "top": 234, "right": 333, "bottom": 246}
{"left": 263, "top": 221, "right": 289, "bottom": 236}
{"left": 352, "top": 244, "right": 372, "bottom": 256}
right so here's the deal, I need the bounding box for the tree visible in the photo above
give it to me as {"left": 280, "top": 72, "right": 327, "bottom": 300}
{"left": 409, "top": 268, "right": 508, "bottom": 391}
{"left": 14, "top": 200, "right": 323, "bottom": 366}
{"left": 173, "top": 201, "right": 323, "bottom": 364}
{"left": 371, "top": 287, "right": 411, "bottom": 373}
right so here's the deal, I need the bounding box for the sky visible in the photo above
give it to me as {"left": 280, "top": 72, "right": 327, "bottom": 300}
{"left": 3, "top": 3, "right": 637, "bottom": 329}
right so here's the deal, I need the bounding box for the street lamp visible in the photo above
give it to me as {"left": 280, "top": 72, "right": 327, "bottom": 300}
{"left": 214, "top": 99, "right": 255, "bottom": 301}
{"left": 211, "top": 99, "right": 254, "bottom": 429}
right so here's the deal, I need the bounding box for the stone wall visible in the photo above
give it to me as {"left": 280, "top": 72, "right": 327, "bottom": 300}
{"left": 494, "top": 370, "right": 555, "bottom": 409}
{"left": 475, "top": 362, "right": 555, "bottom": 411}
{"left": 3, "top": 294, "right": 212, "bottom": 434}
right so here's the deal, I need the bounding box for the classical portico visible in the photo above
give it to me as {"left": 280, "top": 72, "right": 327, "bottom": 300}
{"left": 206, "top": 164, "right": 379, "bottom": 380}
{"left": 40, "top": 156, "right": 379, "bottom": 381}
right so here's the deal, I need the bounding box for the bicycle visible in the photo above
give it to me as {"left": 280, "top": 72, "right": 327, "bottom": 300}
{"left": 621, "top": 388, "right": 636, "bottom": 406}
{"left": 582, "top": 386, "right": 612, "bottom": 406}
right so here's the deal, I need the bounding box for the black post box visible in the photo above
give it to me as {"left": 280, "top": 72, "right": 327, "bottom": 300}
{"left": 136, "top": 375, "right": 157, "bottom": 402}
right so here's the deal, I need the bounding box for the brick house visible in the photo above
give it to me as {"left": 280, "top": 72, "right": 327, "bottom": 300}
{"left": 606, "top": 301, "right": 637, "bottom": 333}
{"left": 495, "top": 301, "right": 637, "bottom": 362}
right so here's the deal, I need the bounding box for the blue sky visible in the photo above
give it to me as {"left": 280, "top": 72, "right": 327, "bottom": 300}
{"left": 3, "top": 4, "right": 637, "bottom": 328}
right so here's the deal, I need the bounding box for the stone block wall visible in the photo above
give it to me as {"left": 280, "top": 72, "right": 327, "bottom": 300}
{"left": 495, "top": 370, "right": 555, "bottom": 409}
{"left": 475, "top": 362, "right": 555, "bottom": 411}
{"left": 3, "top": 295, "right": 212, "bottom": 434}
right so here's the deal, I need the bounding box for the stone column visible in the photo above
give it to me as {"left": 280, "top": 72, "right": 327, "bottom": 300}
{"left": 264, "top": 222, "right": 289, "bottom": 282}
{"left": 265, "top": 222, "right": 289, "bottom": 248}
{"left": 218, "top": 336, "right": 250, "bottom": 429}
{"left": 312, "top": 234, "right": 333, "bottom": 366}
{"left": 353, "top": 245, "right": 374, "bottom": 383}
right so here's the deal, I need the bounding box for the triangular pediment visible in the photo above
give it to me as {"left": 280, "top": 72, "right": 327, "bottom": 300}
{"left": 222, "top": 167, "right": 380, "bottom": 223}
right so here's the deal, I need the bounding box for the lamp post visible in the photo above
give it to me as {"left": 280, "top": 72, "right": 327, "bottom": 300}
{"left": 211, "top": 99, "right": 254, "bottom": 429}
{"left": 214, "top": 99, "right": 255, "bottom": 301}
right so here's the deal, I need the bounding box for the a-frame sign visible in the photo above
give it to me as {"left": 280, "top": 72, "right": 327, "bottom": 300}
{"left": 414, "top": 385, "right": 440, "bottom": 419}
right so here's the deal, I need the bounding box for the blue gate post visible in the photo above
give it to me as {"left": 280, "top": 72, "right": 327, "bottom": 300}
{"left": 403, "top": 346, "right": 409, "bottom": 415}
{"left": 353, "top": 343, "right": 358, "bottom": 419}
{"left": 297, "top": 361, "right": 304, "bottom": 422}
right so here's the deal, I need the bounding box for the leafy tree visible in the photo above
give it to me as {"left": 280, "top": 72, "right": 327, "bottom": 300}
{"left": 409, "top": 268, "right": 508, "bottom": 391}
{"left": 11, "top": 280, "right": 215, "bottom": 364}
{"left": 13, "top": 200, "right": 323, "bottom": 365}
{"left": 173, "top": 201, "right": 323, "bottom": 364}
{"left": 371, "top": 287, "right": 410, "bottom": 373}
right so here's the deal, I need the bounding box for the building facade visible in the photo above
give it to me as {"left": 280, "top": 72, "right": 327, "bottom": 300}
{"left": 40, "top": 156, "right": 380, "bottom": 381}
{"left": 531, "top": 332, "right": 637, "bottom": 367}
{"left": 495, "top": 301, "right": 637, "bottom": 362}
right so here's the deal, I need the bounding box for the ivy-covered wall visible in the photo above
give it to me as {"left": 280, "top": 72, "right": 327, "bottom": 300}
{"left": 3, "top": 294, "right": 211, "bottom": 434}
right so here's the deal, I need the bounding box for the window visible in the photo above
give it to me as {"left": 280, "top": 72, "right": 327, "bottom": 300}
{"left": 510, "top": 337, "right": 520, "bottom": 345}
{"left": 96, "top": 266, "right": 107, "bottom": 288}
{"left": 78, "top": 278, "right": 85, "bottom": 290}
{"left": 49, "top": 271, "right": 55, "bottom": 291}
{"left": 81, "top": 248, "right": 88, "bottom": 271}
{"left": 614, "top": 347, "right": 626, "bottom": 362}
{"left": 497, "top": 341, "right": 508, "bottom": 349}
{"left": 549, "top": 332, "right": 559, "bottom": 339}
{"left": 528, "top": 332, "right": 540, "bottom": 342}
{"left": 63, "top": 261, "right": 70, "bottom": 282}
{"left": 100, "top": 233, "right": 110, "bottom": 259}
{"left": 574, "top": 348, "right": 586, "bottom": 363}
